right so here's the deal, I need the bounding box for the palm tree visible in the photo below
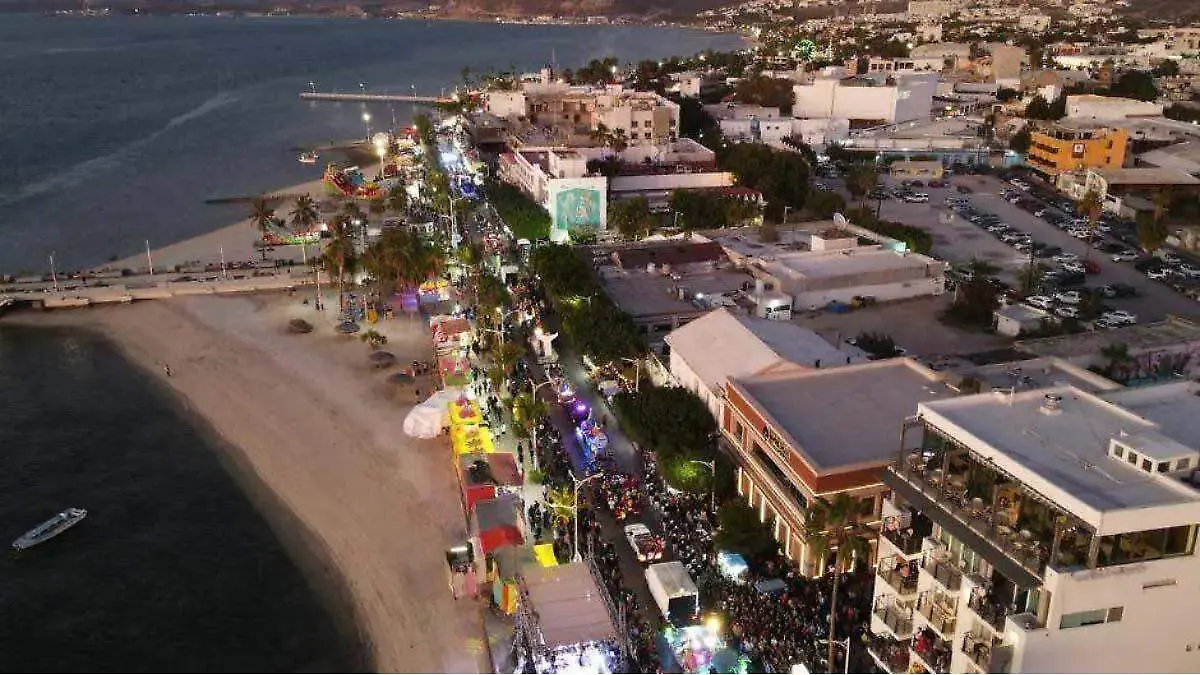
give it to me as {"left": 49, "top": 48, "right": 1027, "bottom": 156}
{"left": 512, "top": 393, "right": 548, "bottom": 440}
{"left": 289, "top": 195, "right": 320, "bottom": 266}
{"left": 846, "top": 164, "right": 878, "bottom": 209}
{"left": 806, "top": 494, "right": 871, "bottom": 674}
{"left": 323, "top": 215, "right": 355, "bottom": 292}
{"left": 249, "top": 197, "right": 275, "bottom": 261}
{"left": 1077, "top": 188, "right": 1102, "bottom": 262}
{"left": 385, "top": 184, "right": 408, "bottom": 215}
{"left": 495, "top": 341, "right": 526, "bottom": 379}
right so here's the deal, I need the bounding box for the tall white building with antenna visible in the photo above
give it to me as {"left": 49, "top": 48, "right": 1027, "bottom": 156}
{"left": 869, "top": 381, "right": 1200, "bottom": 673}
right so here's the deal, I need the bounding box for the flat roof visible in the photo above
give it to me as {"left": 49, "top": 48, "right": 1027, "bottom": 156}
{"left": 772, "top": 248, "right": 935, "bottom": 279}
{"left": 732, "top": 359, "right": 953, "bottom": 473}
{"left": 920, "top": 385, "right": 1200, "bottom": 533}
{"left": 1105, "top": 381, "right": 1200, "bottom": 446}
{"left": 963, "top": 357, "right": 1122, "bottom": 396}
{"left": 1018, "top": 317, "right": 1200, "bottom": 359}
{"left": 1097, "top": 167, "right": 1200, "bottom": 186}
{"left": 599, "top": 266, "right": 751, "bottom": 320}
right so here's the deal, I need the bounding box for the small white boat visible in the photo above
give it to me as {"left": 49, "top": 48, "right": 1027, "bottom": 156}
{"left": 13, "top": 508, "right": 87, "bottom": 550}
{"left": 298, "top": 151, "right": 319, "bottom": 164}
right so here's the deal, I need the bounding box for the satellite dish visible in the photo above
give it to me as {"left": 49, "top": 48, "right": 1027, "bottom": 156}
{"left": 833, "top": 212, "right": 848, "bottom": 227}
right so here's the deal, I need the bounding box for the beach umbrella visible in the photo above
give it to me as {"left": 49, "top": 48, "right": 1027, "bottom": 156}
{"left": 388, "top": 372, "right": 416, "bottom": 385}
{"left": 370, "top": 350, "right": 397, "bottom": 366}
{"left": 287, "top": 318, "right": 314, "bottom": 334}
{"left": 336, "top": 321, "right": 361, "bottom": 334}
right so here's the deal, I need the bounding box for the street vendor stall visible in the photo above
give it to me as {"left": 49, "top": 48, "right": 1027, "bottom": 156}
{"left": 451, "top": 425, "right": 496, "bottom": 456}
{"left": 438, "top": 353, "right": 472, "bottom": 388}
{"left": 470, "top": 494, "right": 525, "bottom": 556}
{"left": 489, "top": 545, "right": 537, "bottom": 615}
{"left": 457, "top": 451, "right": 520, "bottom": 512}
{"left": 448, "top": 398, "right": 484, "bottom": 428}
{"left": 430, "top": 315, "right": 473, "bottom": 352}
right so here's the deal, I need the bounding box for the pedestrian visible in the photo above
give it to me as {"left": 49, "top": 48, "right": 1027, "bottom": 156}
{"left": 164, "top": 364, "right": 172, "bottom": 377}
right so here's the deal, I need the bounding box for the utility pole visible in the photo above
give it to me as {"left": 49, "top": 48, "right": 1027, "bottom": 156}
{"left": 145, "top": 240, "right": 154, "bottom": 276}
{"left": 49, "top": 252, "right": 58, "bottom": 292}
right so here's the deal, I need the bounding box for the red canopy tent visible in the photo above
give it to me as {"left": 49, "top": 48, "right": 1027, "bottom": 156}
{"left": 470, "top": 494, "right": 525, "bottom": 556}
{"left": 458, "top": 452, "right": 522, "bottom": 513}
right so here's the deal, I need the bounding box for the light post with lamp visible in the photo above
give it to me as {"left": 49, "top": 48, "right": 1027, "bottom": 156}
{"left": 362, "top": 112, "right": 372, "bottom": 140}
{"left": 817, "top": 637, "right": 852, "bottom": 674}
{"left": 525, "top": 378, "right": 555, "bottom": 472}
{"left": 689, "top": 459, "right": 716, "bottom": 514}
{"left": 570, "top": 471, "right": 603, "bottom": 561}
{"left": 620, "top": 357, "right": 641, "bottom": 394}
{"left": 308, "top": 81, "right": 317, "bottom": 94}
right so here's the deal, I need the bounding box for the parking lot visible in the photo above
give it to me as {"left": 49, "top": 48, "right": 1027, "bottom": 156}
{"left": 794, "top": 296, "right": 1008, "bottom": 358}
{"left": 872, "top": 174, "right": 1200, "bottom": 323}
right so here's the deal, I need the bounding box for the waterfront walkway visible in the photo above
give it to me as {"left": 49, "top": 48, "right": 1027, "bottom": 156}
{"left": 300, "top": 92, "right": 449, "bottom": 104}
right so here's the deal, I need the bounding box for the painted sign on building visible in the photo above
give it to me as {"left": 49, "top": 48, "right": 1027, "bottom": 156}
{"left": 548, "top": 177, "right": 607, "bottom": 241}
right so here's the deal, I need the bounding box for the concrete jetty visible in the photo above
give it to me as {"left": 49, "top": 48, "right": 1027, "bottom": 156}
{"left": 1, "top": 270, "right": 319, "bottom": 311}
{"left": 300, "top": 92, "right": 449, "bottom": 104}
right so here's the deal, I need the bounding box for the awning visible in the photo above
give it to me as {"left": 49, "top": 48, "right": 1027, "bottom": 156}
{"left": 883, "top": 471, "right": 1041, "bottom": 589}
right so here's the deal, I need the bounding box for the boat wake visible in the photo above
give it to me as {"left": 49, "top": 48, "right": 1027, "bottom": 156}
{"left": 0, "top": 91, "right": 239, "bottom": 210}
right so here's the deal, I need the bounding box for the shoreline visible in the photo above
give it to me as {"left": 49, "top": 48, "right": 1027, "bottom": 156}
{"left": 6, "top": 295, "right": 489, "bottom": 672}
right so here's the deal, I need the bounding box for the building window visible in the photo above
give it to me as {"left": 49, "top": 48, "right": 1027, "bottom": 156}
{"left": 1127, "top": 452, "right": 1139, "bottom": 465}
{"left": 1059, "top": 608, "right": 1109, "bottom": 629}
{"left": 1158, "top": 461, "right": 1171, "bottom": 473}
{"left": 1142, "top": 458, "right": 1153, "bottom": 472}
{"left": 1178, "top": 458, "right": 1192, "bottom": 471}
{"left": 1108, "top": 607, "right": 1123, "bottom": 622}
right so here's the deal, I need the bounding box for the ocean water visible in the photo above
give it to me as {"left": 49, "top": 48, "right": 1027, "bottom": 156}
{"left": 0, "top": 15, "right": 741, "bottom": 272}
{"left": 0, "top": 324, "right": 364, "bottom": 671}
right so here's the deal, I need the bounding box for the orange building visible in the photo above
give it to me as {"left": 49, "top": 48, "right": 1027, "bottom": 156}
{"left": 719, "top": 360, "right": 954, "bottom": 576}
{"left": 1026, "top": 121, "right": 1129, "bottom": 177}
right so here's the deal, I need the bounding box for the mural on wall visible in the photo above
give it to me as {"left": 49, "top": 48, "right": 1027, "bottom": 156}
{"left": 553, "top": 187, "right": 603, "bottom": 239}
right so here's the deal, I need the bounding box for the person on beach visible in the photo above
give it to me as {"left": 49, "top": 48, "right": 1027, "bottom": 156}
{"left": 164, "top": 364, "right": 172, "bottom": 377}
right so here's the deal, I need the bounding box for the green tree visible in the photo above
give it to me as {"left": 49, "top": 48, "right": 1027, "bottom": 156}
{"left": 609, "top": 196, "right": 656, "bottom": 240}
{"left": 1019, "top": 261, "right": 1049, "bottom": 296}
{"left": 1077, "top": 188, "right": 1102, "bottom": 261}
{"left": 321, "top": 215, "right": 356, "bottom": 292}
{"left": 385, "top": 184, "right": 408, "bottom": 214}
{"left": 714, "top": 500, "right": 780, "bottom": 563}
{"left": 248, "top": 197, "right": 275, "bottom": 261}
{"left": 1009, "top": 126, "right": 1033, "bottom": 154}
{"left": 806, "top": 494, "right": 872, "bottom": 675}
{"left": 512, "top": 393, "right": 549, "bottom": 440}
{"left": 1110, "top": 70, "right": 1159, "bottom": 102}
{"left": 611, "top": 385, "right": 715, "bottom": 460}
{"left": 288, "top": 195, "right": 320, "bottom": 265}
{"left": 1154, "top": 59, "right": 1180, "bottom": 77}
{"left": 846, "top": 164, "right": 878, "bottom": 208}
{"left": 852, "top": 331, "right": 900, "bottom": 358}
{"left": 804, "top": 189, "right": 847, "bottom": 219}
{"left": 1137, "top": 212, "right": 1169, "bottom": 253}
{"left": 734, "top": 75, "right": 796, "bottom": 114}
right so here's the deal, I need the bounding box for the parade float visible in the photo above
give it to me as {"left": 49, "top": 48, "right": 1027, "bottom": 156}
{"left": 323, "top": 163, "right": 382, "bottom": 199}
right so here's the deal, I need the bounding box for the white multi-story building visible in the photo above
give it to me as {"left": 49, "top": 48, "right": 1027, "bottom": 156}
{"left": 870, "top": 381, "right": 1200, "bottom": 674}
{"left": 483, "top": 71, "right": 680, "bottom": 148}
{"left": 907, "top": 0, "right": 958, "bottom": 19}
{"left": 1066, "top": 94, "right": 1165, "bottom": 122}
{"left": 794, "top": 70, "right": 939, "bottom": 124}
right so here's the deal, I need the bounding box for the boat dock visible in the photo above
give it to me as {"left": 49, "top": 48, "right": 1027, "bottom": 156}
{"left": 300, "top": 92, "right": 450, "bottom": 104}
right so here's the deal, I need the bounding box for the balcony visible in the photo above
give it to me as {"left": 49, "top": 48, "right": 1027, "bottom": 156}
{"left": 881, "top": 512, "right": 933, "bottom": 557}
{"left": 967, "top": 593, "right": 1013, "bottom": 634}
{"left": 916, "top": 592, "right": 957, "bottom": 638}
{"left": 912, "top": 627, "right": 952, "bottom": 674}
{"left": 874, "top": 600, "right": 915, "bottom": 639}
{"left": 877, "top": 556, "right": 919, "bottom": 597}
{"left": 961, "top": 631, "right": 1002, "bottom": 672}
{"left": 867, "top": 634, "right": 912, "bottom": 674}
{"left": 922, "top": 557, "right": 963, "bottom": 592}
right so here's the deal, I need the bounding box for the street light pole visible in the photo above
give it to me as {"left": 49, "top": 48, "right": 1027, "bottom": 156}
{"left": 620, "top": 357, "right": 641, "bottom": 393}
{"left": 526, "top": 379, "right": 555, "bottom": 472}
{"left": 818, "top": 637, "right": 851, "bottom": 674}
{"left": 570, "top": 471, "right": 603, "bottom": 561}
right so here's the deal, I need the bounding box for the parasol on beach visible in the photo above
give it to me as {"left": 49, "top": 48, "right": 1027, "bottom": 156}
{"left": 370, "top": 350, "right": 397, "bottom": 367}
{"left": 287, "top": 318, "right": 314, "bottom": 334}
{"left": 336, "top": 321, "right": 361, "bottom": 334}
{"left": 388, "top": 371, "right": 416, "bottom": 385}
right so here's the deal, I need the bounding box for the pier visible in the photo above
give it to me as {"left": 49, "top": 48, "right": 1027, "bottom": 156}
{"left": 300, "top": 92, "right": 450, "bottom": 104}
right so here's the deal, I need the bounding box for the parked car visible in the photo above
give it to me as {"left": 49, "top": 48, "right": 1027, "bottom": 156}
{"left": 1055, "top": 305, "right": 1081, "bottom": 319}
{"left": 1025, "top": 295, "right": 1055, "bottom": 310}
{"left": 1147, "top": 268, "right": 1171, "bottom": 281}
{"left": 1054, "top": 290, "right": 1084, "bottom": 305}
{"left": 1177, "top": 264, "right": 1200, "bottom": 279}
{"left": 1101, "top": 310, "right": 1138, "bottom": 326}
{"left": 1111, "top": 250, "right": 1140, "bottom": 263}
{"left": 1052, "top": 253, "right": 1080, "bottom": 265}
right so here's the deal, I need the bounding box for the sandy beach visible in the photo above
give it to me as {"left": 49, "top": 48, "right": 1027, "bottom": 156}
{"left": 14, "top": 293, "right": 489, "bottom": 673}
{"left": 104, "top": 160, "right": 381, "bottom": 274}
